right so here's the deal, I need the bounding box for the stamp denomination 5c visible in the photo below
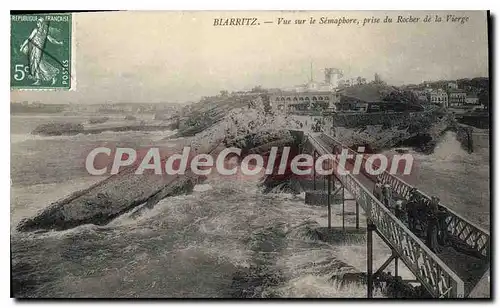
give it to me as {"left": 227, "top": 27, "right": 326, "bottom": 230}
{"left": 11, "top": 13, "right": 72, "bottom": 90}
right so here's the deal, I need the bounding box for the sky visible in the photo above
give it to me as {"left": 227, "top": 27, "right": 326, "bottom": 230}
{"left": 11, "top": 11, "right": 489, "bottom": 104}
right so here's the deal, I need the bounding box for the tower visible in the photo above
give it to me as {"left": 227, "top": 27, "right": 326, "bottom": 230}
{"left": 324, "top": 68, "right": 343, "bottom": 89}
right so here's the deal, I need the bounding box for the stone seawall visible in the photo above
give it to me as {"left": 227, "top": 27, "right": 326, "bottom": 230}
{"left": 328, "top": 111, "right": 434, "bottom": 128}
{"left": 472, "top": 132, "right": 490, "bottom": 149}
{"left": 456, "top": 113, "right": 490, "bottom": 129}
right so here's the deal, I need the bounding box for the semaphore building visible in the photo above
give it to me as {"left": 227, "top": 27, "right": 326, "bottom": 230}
{"left": 269, "top": 90, "right": 339, "bottom": 112}
{"left": 269, "top": 67, "right": 342, "bottom": 113}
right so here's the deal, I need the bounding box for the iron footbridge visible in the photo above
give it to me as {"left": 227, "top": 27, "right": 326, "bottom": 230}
{"left": 302, "top": 132, "right": 490, "bottom": 298}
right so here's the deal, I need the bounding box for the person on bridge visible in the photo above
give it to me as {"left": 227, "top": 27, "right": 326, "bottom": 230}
{"left": 429, "top": 196, "right": 449, "bottom": 245}
{"left": 373, "top": 179, "right": 383, "bottom": 201}
{"left": 394, "top": 200, "right": 406, "bottom": 221}
{"left": 406, "top": 188, "right": 423, "bottom": 234}
{"left": 382, "top": 184, "right": 393, "bottom": 209}
{"left": 426, "top": 196, "right": 442, "bottom": 253}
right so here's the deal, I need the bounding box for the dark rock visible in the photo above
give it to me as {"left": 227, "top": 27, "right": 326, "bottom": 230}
{"left": 16, "top": 141, "right": 219, "bottom": 232}
{"left": 16, "top": 171, "right": 198, "bottom": 232}
{"left": 88, "top": 117, "right": 109, "bottom": 124}
{"left": 32, "top": 122, "right": 84, "bottom": 136}
{"left": 331, "top": 272, "right": 367, "bottom": 286}
{"left": 304, "top": 191, "right": 344, "bottom": 206}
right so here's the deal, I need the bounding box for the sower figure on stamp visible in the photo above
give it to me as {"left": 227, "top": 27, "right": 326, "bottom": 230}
{"left": 20, "top": 18, "right": 63, "bottom": 86}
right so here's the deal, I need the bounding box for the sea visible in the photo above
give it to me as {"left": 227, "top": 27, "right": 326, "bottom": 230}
{"left": 10, "top": 114, "right": 490, "bottom": 298}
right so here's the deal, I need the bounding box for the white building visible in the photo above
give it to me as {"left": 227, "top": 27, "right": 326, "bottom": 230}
{"left": 429, "top": 89, "right": 449, "bottom": 108}
{"left": 465, "top": 94, "right": 480, "bottom": 105}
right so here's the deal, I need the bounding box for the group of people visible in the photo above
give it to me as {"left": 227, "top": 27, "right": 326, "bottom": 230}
{"left": 373, "top": 179, "right": 449, "bottom": 253}
{"left": 372, "top": 180, "right": 405, "bottom": 219}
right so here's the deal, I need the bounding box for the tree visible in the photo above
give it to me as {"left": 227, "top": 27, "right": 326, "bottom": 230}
{"left": 478, "top": 88, "right": 490, "bottom": 111}
{"left": 251, "top": 85, "right": 266, "bottom": 93}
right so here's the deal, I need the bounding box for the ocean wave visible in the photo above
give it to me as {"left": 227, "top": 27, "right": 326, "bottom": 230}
{"left": 11, "top": 129, "right": 176, "bottom": 145}
{"left": 193, "top": 184, "right": 213, "bottom": 192}
{"left": 10, "top": 159, "right": 453, "bottom": 297}
{"left": 11, "top": 133, "right": 74, "bottom": 144}
{"left": 271, "top": 274, "right": 384, "bottom": 298}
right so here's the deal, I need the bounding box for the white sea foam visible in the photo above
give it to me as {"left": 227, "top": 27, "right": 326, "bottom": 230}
{"left": 193, "top": 184, "right": 213, "bottom": 192}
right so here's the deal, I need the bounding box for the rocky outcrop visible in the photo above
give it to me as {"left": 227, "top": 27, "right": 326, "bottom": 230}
{"left": 16, "top": 173, "right": 197, "bottom": 232}
{"left": 88, "top": 117, "right": 109, "bottom": 124}
{"left": 16, "top": 140, "right": 220, "bottom": 232}
{"left": 33, "top": 122, "right": 176, "bottom": 136}
{"left": 19, "top": 97, "right": 303, "bottom": 232}
{"left": 173, "top": 94, "right": 277, "bottom": 138}
{"left": 225, "top": 130, "right": 295, "bottom": 155}
{"left": 182, "top": 96, "right": 301, "bottom": 153}
{"left": 329, "top": 271, "right": 430, "bottom": 298}
{"left": 32, "top": 122, "right": 84, "bottom": 136}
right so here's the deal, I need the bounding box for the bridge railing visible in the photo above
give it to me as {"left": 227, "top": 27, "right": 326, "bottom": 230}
{"left": 306, "top": 134, "right": 465, "bottom": 298}
{"left": 319, "top": 133, "right": 490, "bottom": 260}
{"left": 377, "top": 171, "right": 490, "bottom": 260}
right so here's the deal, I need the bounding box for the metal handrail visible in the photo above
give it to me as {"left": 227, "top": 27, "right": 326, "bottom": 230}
{"left": 306, "top": 133, "right": 465, "bottom": 298}
{"left": 320, "top": 133, "right": 490, "bottom": 259}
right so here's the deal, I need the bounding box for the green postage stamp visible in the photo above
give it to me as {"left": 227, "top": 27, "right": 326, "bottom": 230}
{"left": 10, "top": 13, "right": 73, "bottom": 90}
